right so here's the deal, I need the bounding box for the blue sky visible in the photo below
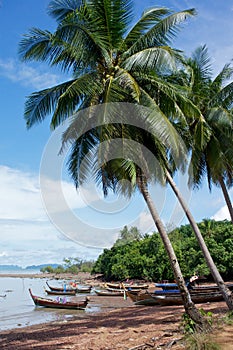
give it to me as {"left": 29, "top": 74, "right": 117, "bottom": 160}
{"left": 0, "top": 0, "right": 232, "bottom": 267}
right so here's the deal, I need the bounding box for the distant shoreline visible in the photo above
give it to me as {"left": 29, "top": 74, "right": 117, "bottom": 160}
{"left": 0, "top": 271, "right": 95, "bottom": 282}
{"left": 0, "top": 272, "right": 57, "bottom": 279}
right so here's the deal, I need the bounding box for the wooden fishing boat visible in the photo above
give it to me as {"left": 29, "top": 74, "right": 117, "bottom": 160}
{"left": 154, "top": 292, "right": 224, "bottom": 306}
{"left": 126, "top": 290, "right": 157, "bottom": 303}
{"left": 134, "top": 298, "right": 160, "bottom": 306}
{"left": 29, "top": 289, "right": 88, "bottom": 309}
{"left": 44, "top": 288, "right": 76, "bottom": 296}
{"left": 155, "top": 282, "right": 233, "bottom": 293}
{"left": 106, "top": 282, "right": 149, "bottom": 290}
{"left": 76, "top": 285, "right": 92, "bottom": 293}
{"left": 192, "top": 283, "right": 233, "bottom": 292}
{"left": 46, "top": 281, "right": 77, "bottom": 292}
{"left": 106, "top": 287, "right": 141, "bottom": 294}
{"left": 94, "top": 289, "right": 125, "bottom": 296}
{"left": 46, "top": 281, "right": 92, "bottom": 293}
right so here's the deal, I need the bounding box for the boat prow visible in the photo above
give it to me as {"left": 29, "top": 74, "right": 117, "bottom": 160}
{"left": 29, "top": 289, "right": 88, "bottom": 310}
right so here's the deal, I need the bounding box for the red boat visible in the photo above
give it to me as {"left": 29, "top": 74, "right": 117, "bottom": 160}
{"left": 29, "top": 289, "right": 88, "bottom": 309}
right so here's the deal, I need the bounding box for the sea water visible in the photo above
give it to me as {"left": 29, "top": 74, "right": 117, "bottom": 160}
{"left": 0, "top": 277, "right": 93, "bottom": 331}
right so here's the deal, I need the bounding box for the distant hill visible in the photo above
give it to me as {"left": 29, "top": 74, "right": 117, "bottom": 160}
{"left": 26, "top": 264, "right": 60, "bottom": 270}
{"left": 0, "top": 264, "right": 60, "bottom": 271}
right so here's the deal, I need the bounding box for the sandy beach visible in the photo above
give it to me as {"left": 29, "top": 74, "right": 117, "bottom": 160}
{"left": 0, "top": 273, "right": 232, "bottom": 349}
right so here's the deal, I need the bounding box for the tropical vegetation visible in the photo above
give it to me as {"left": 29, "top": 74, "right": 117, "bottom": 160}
{"left": 92, "top": 220, "right": 233, "bottom": 281}
{"left": 18, "top": 0, "right": 233, "bottom": 326}
{"left": 40, "top": 257, "right": 95, "bottom": 274}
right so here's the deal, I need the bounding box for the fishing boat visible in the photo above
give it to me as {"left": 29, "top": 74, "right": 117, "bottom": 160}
{"left": 76, "top": 285, "right": 92, "bottom": 293}
{"left": 46, "top": 281, "right": 92, "bottom": 293}
{"left": 29, "top": 289, "right": 88, "bottom": 309}
{"left": 46, "top": 281, "right": 77, "bottom": 292}
{"left": 106, "top": 282, "right": 149, "bottom": 290}
{"left": 106, "top": 287, "right": 141, "bottom": 294}
{"left": 44, "top": 288, "right": 77, "bottom": 296}
{"left": 155, "top": 282, "right": 233, "bottom": 293}
{"left": 126, "top": 290, "right": 158, "bottom": 304}
{"left": 154, "top": 292, "right": 224, "bottom": 306}
{"left": 134, "top": 298, "right": 160, "bottom": 306}
{"left": 192, "top": 283, "right": 233, "bottom": 292}
{"left": 94, "top": 289, "right": 125, "bottom": 296}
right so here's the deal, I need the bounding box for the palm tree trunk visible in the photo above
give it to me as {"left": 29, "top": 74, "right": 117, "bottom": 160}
{"left": 218, "top": 175, "right": 233, "bottom": 224}
{"left": 165, "top": 169, "right": 233, "bottom": 310}
{"left": 138, "top": 178, "right": 210, "bottom": 331}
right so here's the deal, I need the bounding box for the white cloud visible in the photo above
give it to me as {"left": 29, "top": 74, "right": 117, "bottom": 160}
{"left": 0, "top": 166, "right": 45, "bottom": 221}
{"left": 131, "top": 211, "right": 155, "bottom": 234}
{"left": 0, "top": 165, "right": 103, "bottom": 266}
{"left": 0, "top": 165, "right": 97, "bottom": 221}
{"left": 0, "top": 58, "right": 62, "bottom": 90}
{"left": 212, "top": 205, "right": 231, "bottom": 221}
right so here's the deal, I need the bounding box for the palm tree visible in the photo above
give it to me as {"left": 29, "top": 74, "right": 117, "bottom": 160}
{"left": 19, "top": 0, "right": 210, "bottom": 328}
{"left": 63, "top": 125, "right": 209, "bottom": 329}
{"left": 186, "top": 45, "right": 233, "bottom": 223}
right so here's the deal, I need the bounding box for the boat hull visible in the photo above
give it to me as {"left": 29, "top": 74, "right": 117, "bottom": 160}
{"left": 29, "top": 289, "right": 88, "bottom": 310}
{"left": 155, "top": 292, "right": 224, "bottom": 306}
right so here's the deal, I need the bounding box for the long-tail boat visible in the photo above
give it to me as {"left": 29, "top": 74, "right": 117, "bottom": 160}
{"left": 154, "top": 292, "right": 224, "bottom": 306}
{"left": 46, "top": 281, "right": 77, "bottom": 292}
{"left": 29, "top": 289, "right": 88, "bottom": 309}
{"left": 44, "top": 288, "right": 77, "bottom": 296}
{"left": 126, "top": 290, "right": 159, "bottom": 305}
{"left": 106, "top": 282, "right": 149, "bottom": 290}
{"left": 46, "top": 281, "right": 92, "bottom": 293}
{"left": 94, "top": 289, "right": 125, "bottom": 296}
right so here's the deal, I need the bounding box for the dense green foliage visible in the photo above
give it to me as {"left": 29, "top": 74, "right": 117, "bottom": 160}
{"left": 92, "top": 220, "right": 233, "bottom": 281}
{"left": 40, "top": 257, "right": 95, "bottom": 274}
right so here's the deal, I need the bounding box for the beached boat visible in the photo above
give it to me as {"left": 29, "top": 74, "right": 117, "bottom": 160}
{"left": 192, "top": 283, "right": 233, "bottom": 292}
{"left": 29, "top": 289, "right": 88, "bottom": 309}
{"left": 154, "top": 292, "right": 224, "bottom": 306}
{"left": 126, "top": 290, "right": 158, "bottom": 304}
{"left": 106, "top": 282, "right": 149, "bottom": 290}
{"left": 46, "top": 281, "right": 78, "bottom": 292}
{"left": 76, "top": 285, "right": 92, "bottom": 293}
{"left": 46, "top": 281, "right": 92, "bottom": 293}
{"left": 44, "top": 288, "right": 76, "bottom": 296}
{"left": 155, "top": 282, "right": 233, "bottom": 293}
{"left": 134, "top": 298, "right": 160, "bottom": 306}
{"left": 94, "top": 289, "right": 125, "bottom": 296}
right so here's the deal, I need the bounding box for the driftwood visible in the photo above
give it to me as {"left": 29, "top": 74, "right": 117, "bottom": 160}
{"left": 128, "top": 334, "right": 183, "bottom": 350}
{"left": 128, "top": 343, "right": 154, "bottom": 350}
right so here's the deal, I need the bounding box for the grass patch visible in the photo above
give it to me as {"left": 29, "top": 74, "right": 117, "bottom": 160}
{"left": 184, "top": 332, "right": 220, "bottom": 350}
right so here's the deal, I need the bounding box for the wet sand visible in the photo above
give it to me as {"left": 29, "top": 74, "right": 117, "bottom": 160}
{"left": 0, "top": 273, "right": 232, "bottom": 349}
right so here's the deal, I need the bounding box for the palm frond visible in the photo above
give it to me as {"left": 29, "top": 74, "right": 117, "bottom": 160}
{"left": 51, "top": 72, "right": 102, "bottom": 128}
{"left": 48, "top": 0, "right": 83, "bottom": 22}
{"left": 88, "top": 0, "right": 133, "bottom": 50}
{"left": 122, "top": 46, "right": 179, "bottom": 72}
{"left": 123, "top": 7, "right": 171, "bottom": 49}
{"left": 190, "top": 45, "right": 212, "bottom": 81}
{"left": 24, "top": 80, "right": 77, "bottom": 128}
{"left": 18, "top": 28, "right": 54, "bottom": 62}
{"left": 124, "top": 9, "right": 196, "bottom": 58}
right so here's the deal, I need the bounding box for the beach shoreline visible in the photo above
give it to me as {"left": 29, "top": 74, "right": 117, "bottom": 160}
{"left": 0, "top": 300, "right": 232, "bottom": 349}
{"left": 0, "top": 273, "right": 232, "bottom": 349}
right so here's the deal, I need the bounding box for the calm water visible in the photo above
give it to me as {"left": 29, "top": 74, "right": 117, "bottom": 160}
{"left": 0, "top": 276, "right": 97, "bottom": 331}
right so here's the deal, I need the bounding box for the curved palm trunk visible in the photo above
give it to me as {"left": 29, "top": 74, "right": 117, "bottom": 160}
{"left": 166, "top": 170, "right": 233, "bottom": 310}
{"left": 139, "top": 179, "right": 210, "bottom": 331}
{"left": 218, "top": 176, "right": 233, "bottom": 224}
